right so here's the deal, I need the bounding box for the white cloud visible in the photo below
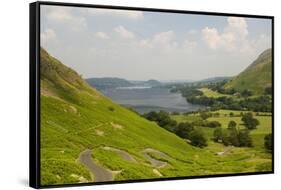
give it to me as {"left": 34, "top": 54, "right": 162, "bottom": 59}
{"left": 183, "top": 40, "right": 197, "bottom": 49}
{"left": 86, "top": 8, "right": 143, "bottom": 20}
{"left": 201, "top": 27, "right": 221, "bottom": 49}
{"left": 226, "top": 17, "right": 248, "bottom": 37}
{"left": 114, "top": 26, "right": 135, "bottom": 39}
{"left": 95, "top": 32, "right": 110, "bottom": 40}
{"left": 41, "top": 28, "right": 56, "bottom": 46}
{"left": 201, "top": 17, "right": 251, "bottom": 52}
{"left": 45, "top": 6, "right": 87, "bottom": 31}
{"left": 139, "top": 31, "right": 177, "bottom": 50}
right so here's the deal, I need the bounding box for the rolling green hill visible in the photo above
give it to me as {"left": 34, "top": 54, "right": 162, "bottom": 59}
{"left": 224, "top": 49, "right": 272, "bottom": 94}
{"left": 40, "top": 48, "right": 271, "bottom": 186}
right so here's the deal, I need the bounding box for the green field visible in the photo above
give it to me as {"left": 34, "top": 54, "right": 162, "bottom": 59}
{"left": 198, "top": 88, "right": 232, "bottom": 98}
{"left": 172, "top": 109, "right": 272, "bottom": 172}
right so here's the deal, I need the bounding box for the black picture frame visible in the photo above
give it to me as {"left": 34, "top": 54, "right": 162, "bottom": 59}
{"left": 30, "top": 1, "right": 274, "bottom": 189}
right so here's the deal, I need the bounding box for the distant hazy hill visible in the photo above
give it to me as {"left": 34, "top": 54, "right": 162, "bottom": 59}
{"left": 40, "top": 48, "right": 217, "bottom": 185}
{"left": 86, "top": 77, "right": 133, "bottom": 89}
{"left": 143, "top": 79, "right": 162, "bottom": 87}
{"left": 224, "top": 49, "right": 272, "bottom": 94}
{"left": 196, "top": 76, "right": 232, "bottom": 84}
{"left": 86, "top": 77, "right": 162, "bottom": 89}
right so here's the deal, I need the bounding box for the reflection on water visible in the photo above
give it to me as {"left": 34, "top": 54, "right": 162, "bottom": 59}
{"left": 101, "top": 87, "right": 204, "bottom": 114}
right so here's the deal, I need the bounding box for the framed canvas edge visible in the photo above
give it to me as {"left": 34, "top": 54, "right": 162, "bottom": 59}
{"left": 29, "top": 1, "right": 275, "bottom": 189}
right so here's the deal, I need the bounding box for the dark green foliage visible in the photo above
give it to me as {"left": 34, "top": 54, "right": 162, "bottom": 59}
{"left": 242, "top": 112, "right": 260, "bottom": 130}
{"left": 238, "top": 129, "right": 253, "bottom": 147}
{"left": 189, "top": 129, "right": 208, "bottom": 148}
{"left": 219, "top": 127, "right": 239, "bottom": 147}
{"left": 228, "top": 121, "right": 237, "bottom": 129}
{"left": 213, "top": 127, "right": 223, "bottom": 142}
{"left": 213, "top": 125, "right": 252, "bottom": 147}
{"left": 108, "top": 106, "right": 115, "bottom": 112}
{"left": 143, "top": 111, "right": 177, "bottom": 131}
{"left": 206, "top": 121, "right": 221, "bottom": 128}
{"left": 264, "top": 134, "right": 272, "bottom": 151}
{"left": 241, "top": 89, "right": 253, "bottom": 97}
{"left": 200, "top": 112, "right": 211, "bottom": 120}
{"left": 264, "top": 86, "right": 272, "bottom": 95}
{"left": 228, "top": 126, "right": 240, "bottom": 147}
{"left": 174, "top": 122, "right": 194, "bottom": 139}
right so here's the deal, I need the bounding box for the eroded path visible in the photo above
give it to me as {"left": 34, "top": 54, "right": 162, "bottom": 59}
{"left": 141, "top": 148, "right": 170, "bottom": 168}
{"left": 79, "top": 149, "right": 113, "bottom": 182}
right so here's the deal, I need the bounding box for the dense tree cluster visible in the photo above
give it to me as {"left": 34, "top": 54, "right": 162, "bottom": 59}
{"left": 186, "top": 95, "right": 271, "bottom": 112}
{"left": 213, "top": 121, "right": 253, "bottom": 147}
{"left": 143, "top": 111, "right": 208, "bottom": 148}
{"left": 142, "top": 111, "right": 177, "bottom": 131}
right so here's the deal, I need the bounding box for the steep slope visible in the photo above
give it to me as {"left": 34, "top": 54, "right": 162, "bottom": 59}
{"left": 41, "top": 48, "right": 213, "bottom": 185}
{"left": 224, "top": 49, "right": 272, "bottom": 94}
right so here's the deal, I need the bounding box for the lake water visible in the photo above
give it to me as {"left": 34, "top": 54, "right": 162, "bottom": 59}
{"left": 101, "top": 87, "right": 204, "bottom": 114}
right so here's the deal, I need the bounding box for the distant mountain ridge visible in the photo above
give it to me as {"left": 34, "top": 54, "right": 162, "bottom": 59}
{"left": 224, "top": 48, "right": 272, "bottom": 94}
{"left": 86, "top": 77, "right": 162, "bottom": 89}
{"left": 86, "top": 77, "right": 133, "bottom": 89}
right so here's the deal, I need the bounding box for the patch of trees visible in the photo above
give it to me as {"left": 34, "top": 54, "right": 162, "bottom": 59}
{"left": 264, "top": 134, "right": 272, "bottom": 152}
{"left": 241, "top": 89, "right": 253, "bottom": 97}
{"left": 174, "top": 122, "right": 207, "bottom": 148}
{"left": 241, "top": 112, "right": 260, "bottom": 130}
{"left": 213, "top": 121, "right": 252, "bottom": 147}
{"left": 186, "top": 95, "right": 272, "bottom": 112}
{"left": 189, "top": 129, "right": 208, "bottom": 148}
{"left": 143, "top": 111, "right": 207, "bottom": 148}
{"left": 142, "top": 111, "right": 177, "bottom": 131}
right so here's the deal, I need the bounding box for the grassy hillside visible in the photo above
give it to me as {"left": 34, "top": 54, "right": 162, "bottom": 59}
{"left": 40, "top": 48, "right": 272, "bottom": 186}
{"left": 224, "top": 49, "right": 272, "bottom": 94}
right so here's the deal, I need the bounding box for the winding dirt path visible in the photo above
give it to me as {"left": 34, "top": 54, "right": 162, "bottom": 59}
{"left": 141, "top": 148, "right": 170, "bottom": 168}
{"left": 79, "top": 149, "right": 113, "bottom": 182}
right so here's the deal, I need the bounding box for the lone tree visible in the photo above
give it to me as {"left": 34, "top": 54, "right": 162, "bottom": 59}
{"left": 238, "top": 129, "right": 253, "bottom": 147}
{"left": 189, "top": 129, "right": 208, "bottom": 148}
{"left": 228, "top": 120, "right": 237, "bottom": 129}
{"left": 213, "top": 127, "right": 223, "bottom": 142}
{"left": 174, "top": 122, "right": 194, "bottom": 139}
{"left": 264, "top": 134, "right": 272, "bottom": 152}
{"left": 200, "top": 112, "right": 210, "bottom": 120}
{"left": 241, "top": 112, "right": 259, "bottom": 130}
{"left": 228, "top": 126, "right": 239, "bottom": 147}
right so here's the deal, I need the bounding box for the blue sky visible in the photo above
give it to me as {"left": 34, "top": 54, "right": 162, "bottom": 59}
{"left": 41, "top": 5, "right": 272, "bottom": 81}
